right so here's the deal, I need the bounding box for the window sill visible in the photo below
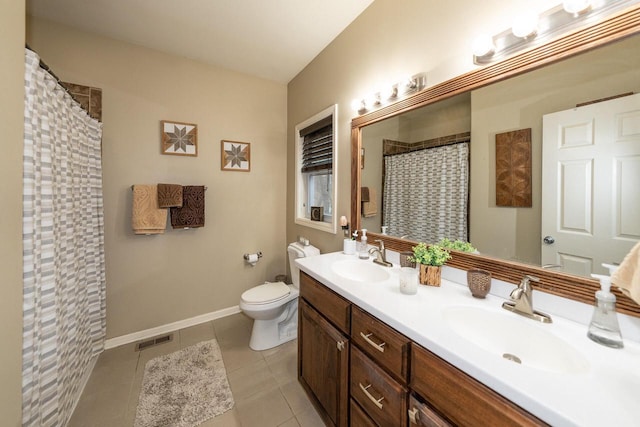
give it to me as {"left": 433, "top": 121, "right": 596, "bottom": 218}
{"left": 295, "top": 217, "right": 336, "bottom": 234}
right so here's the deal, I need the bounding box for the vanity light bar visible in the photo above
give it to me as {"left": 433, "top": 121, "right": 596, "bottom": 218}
{"left": 473, "top": 0, "right": 640, "bottom": 65}
{"left": 351, "top": 73, "right": 427, "bottom": 116}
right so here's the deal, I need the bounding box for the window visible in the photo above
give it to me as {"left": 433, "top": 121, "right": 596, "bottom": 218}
{"left": 295, "top": 105, "right": 338, "bottom": 233}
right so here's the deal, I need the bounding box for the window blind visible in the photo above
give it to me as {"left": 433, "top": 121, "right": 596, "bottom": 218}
{"left": 301, "top": 116, "right": 333, "bottom": 173}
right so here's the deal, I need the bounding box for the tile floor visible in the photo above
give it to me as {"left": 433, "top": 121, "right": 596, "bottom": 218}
{"left": 68, "top": 313, "right": 325, "bottom": 427}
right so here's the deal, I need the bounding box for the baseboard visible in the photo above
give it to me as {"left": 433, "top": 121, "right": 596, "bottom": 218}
{"left": 104, "top": 305, "right": 242, "bottom": 349}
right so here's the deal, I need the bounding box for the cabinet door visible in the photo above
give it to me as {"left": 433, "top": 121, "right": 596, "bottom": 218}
{"left": 299, "top": 299, "right": 349, "bottom": 427}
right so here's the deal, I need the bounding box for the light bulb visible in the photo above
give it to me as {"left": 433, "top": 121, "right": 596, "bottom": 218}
{"left": 512, "top": 12, "right": 539, "bottom": 38}
{"left": 350, "top": 98, "right": 362, "bottom": 112}
{"left": 472, "top": 34, "right": 495, "bottom": 57}
{"left": 562, "top": 0, "right": 591, "bottom": 16}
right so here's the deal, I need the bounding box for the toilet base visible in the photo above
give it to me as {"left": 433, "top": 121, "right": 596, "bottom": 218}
{"left": 248, "top": 300, "right": 298, "bottom": 351}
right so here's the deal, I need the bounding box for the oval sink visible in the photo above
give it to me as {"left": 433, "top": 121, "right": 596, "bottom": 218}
{"left": 444, "top": 306, "right": 589, "bottom": 374}
{"left": 331, "top": 260, "right": 391, "bottom": 283}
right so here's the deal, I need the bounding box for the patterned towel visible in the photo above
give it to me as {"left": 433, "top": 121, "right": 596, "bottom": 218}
{"left": 157, "top": 183, "right": 183, "bottom": 208}
{"left": 132, "top": 185, "right": 167, "bottom": 234}
{"left": 170, "top": 186, "right": 205, "bottom": 229}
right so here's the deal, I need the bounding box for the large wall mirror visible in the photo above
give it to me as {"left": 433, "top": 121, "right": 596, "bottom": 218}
{"left": 351, "top": 6, "right": 640, "bottom": 316}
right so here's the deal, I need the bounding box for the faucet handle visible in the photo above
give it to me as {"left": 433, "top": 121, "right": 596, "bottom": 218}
{"left": 524, "top": 275, "right": 540, "bottom": 283}
{"left": 374, "top": 239, "right": 385, "bottom": 252}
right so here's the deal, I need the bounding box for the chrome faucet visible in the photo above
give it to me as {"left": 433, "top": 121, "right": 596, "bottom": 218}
{"left": 502, "top": 275, "right": 552, "bottom": 323}
{"left": 369, "top": 240, "right": 393, "bottom": 267}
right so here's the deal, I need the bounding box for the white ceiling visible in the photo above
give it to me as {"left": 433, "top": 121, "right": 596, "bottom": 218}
{"left": 26, "top": 0, "right": 374, "bottom": 83}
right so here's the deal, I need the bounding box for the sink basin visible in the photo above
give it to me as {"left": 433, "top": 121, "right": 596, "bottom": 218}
{"left": 444, "top": 306, "right": 589, "bottom": 374}
{"left": 331, "top": 260, "right": 391, "bottom": 283}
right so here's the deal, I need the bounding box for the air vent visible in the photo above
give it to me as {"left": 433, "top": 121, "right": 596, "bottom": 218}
{"left": 135, "top": 333, "right": 174, "bottom": 351}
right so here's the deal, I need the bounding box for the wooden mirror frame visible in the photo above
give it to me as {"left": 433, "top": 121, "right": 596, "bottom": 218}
{"left": 350, "top": 5, "right": 640, "bottom": 316}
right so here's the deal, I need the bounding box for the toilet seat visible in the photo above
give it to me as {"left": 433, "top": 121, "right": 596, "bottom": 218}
{"left": 241, "top": 281, "right": 291, "bottom": 305}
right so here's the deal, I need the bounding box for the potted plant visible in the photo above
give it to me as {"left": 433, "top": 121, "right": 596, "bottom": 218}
{"left": 409, "top": 242, "right": 451, "bottom": 286}
{"left": 436, "top": 238, "right": 477, "bottom": 253}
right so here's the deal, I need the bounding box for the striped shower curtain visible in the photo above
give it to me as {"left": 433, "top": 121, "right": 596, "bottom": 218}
{"left": 383, "top": 142, "right": 469, "bottom": 243}
{"left": 22, "top": 49, "right": 106, "bottom": 426}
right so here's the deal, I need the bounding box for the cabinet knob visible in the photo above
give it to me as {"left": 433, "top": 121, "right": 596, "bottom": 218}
{"left": 336, "top": 340, "right": 345, "bottom": 352}
{"left": 408, "top": 407, "right": 420, "bottom": 424}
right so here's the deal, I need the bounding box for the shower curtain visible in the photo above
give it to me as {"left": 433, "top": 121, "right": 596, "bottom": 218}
{"left": 22, "top": 49, "right": 106, "bottom": 427}
{"left": 383, "top": 142, "right": 469, "bottom": 243}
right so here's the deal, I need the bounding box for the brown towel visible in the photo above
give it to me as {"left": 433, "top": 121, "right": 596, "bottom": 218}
{"left": 157, "top": 183, "right": 183, "bottom": 208}
{"left": 362, "top": 187, "right": 377, "bottom": 218}
{"left": 361, "top": 186, "right": 370, "bottom": 202}
{"left": 132, "top": 184, "right": 167, "bottom": 234}
{"left": 170, "top": 186, "right": 205, "bottom": 229}
{"left": 612, "top": 242, "right": 640, "bottom": 304}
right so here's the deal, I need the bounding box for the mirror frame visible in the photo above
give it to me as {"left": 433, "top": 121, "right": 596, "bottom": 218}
{"left": 350, "top": 5, "right": 640, "bottom": 317}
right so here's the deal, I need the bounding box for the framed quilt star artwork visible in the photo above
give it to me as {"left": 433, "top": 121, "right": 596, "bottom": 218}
{"left": 161, "top": 120, "right": 198, "bottom": 156}
{"left": 221, "top": 140, "right": 251, "bottom": 172}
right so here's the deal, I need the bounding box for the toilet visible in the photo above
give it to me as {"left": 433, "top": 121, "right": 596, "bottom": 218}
{"left": 240, "top": 242, "right": 320, "bottom": 350}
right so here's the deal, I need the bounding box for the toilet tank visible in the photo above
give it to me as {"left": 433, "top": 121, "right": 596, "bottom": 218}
{"left": 287, "top": 242, "right": 320, "bottom": 289}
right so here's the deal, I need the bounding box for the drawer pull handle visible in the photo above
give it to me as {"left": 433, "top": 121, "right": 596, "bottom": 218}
{"left": 408, "top": 407, "right": 420, "bottom": 424}
{"left": 360, "top": 332, "right": 386, "bottom": 353}
{"left": 359, "top": 383, "right": 384, "bottom": 409}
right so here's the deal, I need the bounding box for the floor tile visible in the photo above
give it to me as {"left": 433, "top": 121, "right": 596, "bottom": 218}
{"left": 198, "top": 407, "right": 242, "bottom": 426}
{"left": 279, "top": 417, "right": 301, "bottom": 427}
{"left": 69, "top": 316, "right": 318, "bottom": 427}
{"left": 179, "top": 321, "right": 215, "bottom": 348}
{"left": 295, "top": 406, "right": 325, "bottom": 427}
{"left": 227, "top": 358, "right": 279, "bottom": 401}
{"left": 280, "top": 380, "right": 314, "bottom": 415}
{"left": 235, "top": 387, "right": 294, "bottom": 427}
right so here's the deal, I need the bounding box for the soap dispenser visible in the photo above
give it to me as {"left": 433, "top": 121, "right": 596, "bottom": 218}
{"left": 587, "top": 265, "right": 623, "bottom": 348}
{"left": 358, "top": 229, "right": 368, "bottom": 259}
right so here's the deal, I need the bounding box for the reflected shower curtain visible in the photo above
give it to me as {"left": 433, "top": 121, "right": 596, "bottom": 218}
{"left": 383, "top": 143, "right": 469, "bottom": 243}
{"left": 22, "top": 49, "right": 106, "bottom": 426}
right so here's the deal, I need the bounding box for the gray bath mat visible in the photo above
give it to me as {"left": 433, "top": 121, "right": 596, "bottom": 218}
{"left": 134, "top": 339, "right": 234, "bottom": 427}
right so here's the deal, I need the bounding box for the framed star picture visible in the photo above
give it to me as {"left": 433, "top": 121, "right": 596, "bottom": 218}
{"left": 161, "top": 120, "right": 198, "bottom": 156}
{"left": 221, "top": 140, "right": 251, "bottom": 172}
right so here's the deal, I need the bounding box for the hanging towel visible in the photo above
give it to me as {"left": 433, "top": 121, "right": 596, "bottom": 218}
{"left": 361, "top": 186, "right": 371, "bottom": 202}
{"left": 612, "top": 242, "right": 640, "bottom": 304}
{"left": 132, "top": 184, "right": 167, "bottom": 234}
{"left": 362, "top": 187, "right": 378, "bottom": 218}
{"left": 157, "top": 183, "right": 183, "bottom": 208}
{"left": 170, "top": 185, "right": 206, "bottom": 228}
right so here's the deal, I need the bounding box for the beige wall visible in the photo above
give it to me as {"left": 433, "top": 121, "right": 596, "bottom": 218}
{"left": 470, "top": 36, "right": 640, "bottom": 264}
{"left": 286, "top": 0, "right": 558, "bottom": 253}
{"left": 0, "top": 1, "right": 25, "bottom": 424}
{"left": 27, "top": 17, "right": 288, "bottom": 339}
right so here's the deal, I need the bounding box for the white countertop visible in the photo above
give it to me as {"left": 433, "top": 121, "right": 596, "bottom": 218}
{"left": 295, "top": 251, "right": 640, "bottom": 427}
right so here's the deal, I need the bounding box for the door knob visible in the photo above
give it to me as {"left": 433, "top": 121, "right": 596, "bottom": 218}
{"left": 543, "top": 236, "right": 555, "bottom": 245}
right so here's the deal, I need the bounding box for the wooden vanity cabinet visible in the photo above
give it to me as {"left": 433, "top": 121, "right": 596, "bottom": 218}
{"left": 299, "top": 271, "right": 546, "bottom": 427}
{"left": 299, "top": 273, "right": 350, "bottom": 427}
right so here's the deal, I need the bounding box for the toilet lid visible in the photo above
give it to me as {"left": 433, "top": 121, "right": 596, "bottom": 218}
{"left": 241, "top": 282, "right": 291, "bottom": 304}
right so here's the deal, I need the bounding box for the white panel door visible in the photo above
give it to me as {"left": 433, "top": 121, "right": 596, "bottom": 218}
{"left": 542, "top": 93, "right": 640, "bottom": 276}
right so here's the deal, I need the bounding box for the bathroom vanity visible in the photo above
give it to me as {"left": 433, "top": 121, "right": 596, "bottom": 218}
{"left": 296, "top": 252, "right": 640, "bottom": 427}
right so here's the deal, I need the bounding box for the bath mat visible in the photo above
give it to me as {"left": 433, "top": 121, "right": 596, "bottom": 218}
{"left": 134, "top": 339, "right": 234, "bottom": 427}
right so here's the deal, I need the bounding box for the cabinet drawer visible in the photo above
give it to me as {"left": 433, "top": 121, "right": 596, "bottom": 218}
{"left": 408, "top": 393, "right": 452, "bottom": 427}
{"left": 352, "top": 306, "right": 410, "bottom": 382}
{"left": 300, "top": 272, "right": 351, "bottom": 334}
{"left": 410, "top": 343, "right": 546, "bottom": 427}
{"left": 350, "top": 399, "right": 377, "bottom": 427}
{"left": 351, "top": 346, "right": 407, "bottom": 427}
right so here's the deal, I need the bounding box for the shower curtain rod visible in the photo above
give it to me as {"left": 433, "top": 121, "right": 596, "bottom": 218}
{"left": 383, "top": 138, "right": 470, "bottom": 157}
{"left": 25, "top": 44, "right": 73, "bottom": 98}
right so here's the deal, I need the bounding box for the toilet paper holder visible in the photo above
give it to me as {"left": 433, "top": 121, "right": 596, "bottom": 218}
{"left": 244, "top": 251, "right": 263, "bottom": 262}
